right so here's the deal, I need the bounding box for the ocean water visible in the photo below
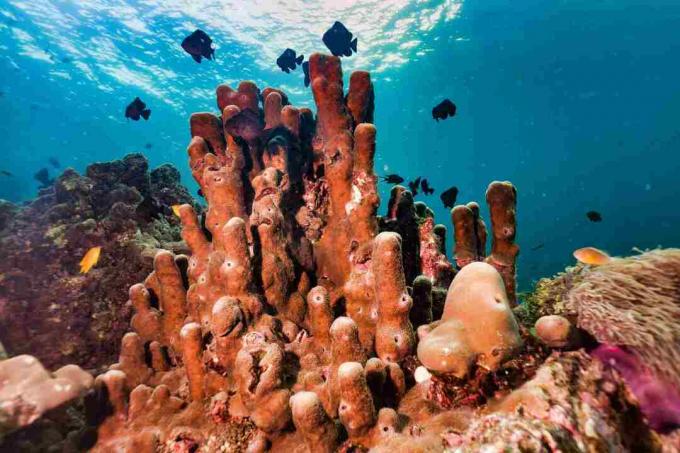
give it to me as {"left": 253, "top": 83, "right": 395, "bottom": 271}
{"left": 1, "top": 0, "right": 679, "bottom": 290}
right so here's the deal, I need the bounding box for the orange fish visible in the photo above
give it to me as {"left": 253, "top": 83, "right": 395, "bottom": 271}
{"left": 573, "top": 247, "right": 611, "bottom": 265}
{"left": 171, "top": 204, "right": 182, "bottom": 217}
{"left": 79, "top": 246, "right": 101, "bottom": 273}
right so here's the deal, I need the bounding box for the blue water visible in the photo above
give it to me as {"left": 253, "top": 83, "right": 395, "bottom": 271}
{"left": 1, "top": 0, "right": 679, "bottom": 290}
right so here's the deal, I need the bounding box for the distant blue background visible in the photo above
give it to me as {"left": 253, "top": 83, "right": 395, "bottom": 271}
{"left": 1, "top": 0, "right": 679, "bottom": 289}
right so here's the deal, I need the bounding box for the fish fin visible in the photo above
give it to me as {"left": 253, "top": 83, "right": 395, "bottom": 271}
{"left": 304, "top": 78, "right": 310, "bottom": 88}
{"left": 191, "top": 54, "right": 201, "bottom": 63}
{"left": 141, "top": 109, "right": 151, "bottom": 120}
{"left": 283, "top": 67, "right": 290, "bottom": 74}
{"left": 351, "top": 38, "right": 358, "bottom": 52}
{"left": 296, "top": 54, "right": 304, "bottom": 64}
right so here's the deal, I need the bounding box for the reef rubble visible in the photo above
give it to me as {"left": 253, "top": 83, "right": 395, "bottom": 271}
{"left": 1, "top": 54, "right": 679, "bottom": 452}
{"left": 0, "top": 154, "right": 197, "bottom": 371}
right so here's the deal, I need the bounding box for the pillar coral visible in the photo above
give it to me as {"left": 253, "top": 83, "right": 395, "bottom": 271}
{"left": 58, "top": 54, "right": 534, "bottom": 453}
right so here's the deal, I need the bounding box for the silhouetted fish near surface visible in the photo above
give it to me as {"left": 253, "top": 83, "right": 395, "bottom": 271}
{"left": 586, "top": 210, "right": 602, "bottom": 222}
{"left": 48, "top": 157, "right": 60, "bottom": 168}
{"left": 277, "top": 48, "right": 304, "bottom": 73}
{"left": 322, "top": 21, "right": 358, "bottom": 57}
{"left": 125, "top": 97, "right": 151, "bottom": 121}
{"left": 34, "top": 167, "right": 54, "bottom": 188}
{"left": 440, "top": 186, "right": 458, "bottom": 208}
{"left": 380, "top": 174, "right": 404, "bottom": 185}
{"left": 302, "top": 61, "right": 310, "bottom": 87}
{"left": 408, "top": 177, "right": 422, "bottom": 196}
{"left": 0, "top": 170, "right": 13, "bottom": 177}
{"left": 421, "top": 178, "right": 434, "bottom": 195}
{"left": 223, "top": 109, "right": 264, "bottom": 142}
{"left": 432, "top": 99, "right": 456, "bottom": 121}
{"left": 182, "top": 29, "right": 215, "bottom": 63}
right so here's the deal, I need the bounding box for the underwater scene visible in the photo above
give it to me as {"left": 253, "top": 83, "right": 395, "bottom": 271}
{"left": 1, "top": 0, "right": 679, "bottom": 451}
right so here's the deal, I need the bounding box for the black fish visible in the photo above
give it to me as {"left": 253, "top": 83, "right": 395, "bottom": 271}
{"left": 34, "top": 167, "right": 54, "bottom": 188}
{"left": 322, "top": 21, "right": 358, "bottom": 57}
{"left": 380, "top": 174, "right": 404, "bottom": 185}
{"left": 144, "top": 143, "right": 153, "bottom": 149}
{"left": 302, "top": 61, "right": 310, "bottom": 87}
{"left": 408, "top": 177, "right": 422, "bottom": 196}
{"left": 223, "top": 109, "right": 264, "bottom": 142}
{"left": 182, "top": 29, "right": 215, "bottom": 63}
{"left": 531, "top": 243, "right": 545, "bottom": 251}
{"left": 197, "top": 189, "right": 204, "bottom": 198}
{"left": 0, "top": 170, "right": 13, "bottom": 177}
{"left": 432, "top": 99, "right": 456, "bottom": 122}
{"left": 421, "top": 178, "right": 434, "bottom": 195}
{"left": 586, "top": 210, "right": 602, "bottom": 222}
{"left": 48, "top": 157, "right": 60, "bottom": 168}
{"left": 440, "top": 186, "right": 458, "bottom": 208}
{"left": 125, "top": 97, "right": 151, "bottom": 121}
{"left": 276, "top": 48, "right": 304, "bottom": 73}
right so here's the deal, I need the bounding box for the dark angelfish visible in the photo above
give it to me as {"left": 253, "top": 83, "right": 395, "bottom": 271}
{"left": 125, "top": 97, "right": 151, "bottom": 121}
{"left": 322, "top": 21, "right": 358, "bottom": 57}
{"left": 276, "top": 48, "right": 304, "bottom": 73}
{"left": 408, "top": 177, "right": 422, "bottom": 196}
{"left": 421, "top": 178, "right": 434, "bottom": 195}
{"left": 432, "top": 99, "right": 457, "bottom": 122}
{"left": 48, "top": 157, "right": 60, "bottom": 168}
{"left": 34, "top": 167, "right": 54, "bottom": 188}
{"left": 440, "top": 186, "right": 458, "bottom": 208}
{"left": 302, "top": 61, "right": 310, "bottom": 87}
{"left": 380, "top": 174, "right": 404, "bottom": 185}
{"left": 223, "top": 109, "right": 264, "bottom": 142}
{"left": 182, "top": 29, "right": 215, "bottom": 63}
{"left": 586, "top": 210, "right": 602, "bottom": 222}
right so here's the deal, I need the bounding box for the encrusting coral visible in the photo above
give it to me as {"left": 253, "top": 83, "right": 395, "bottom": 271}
{"left": 1, "top": 54, "right": 677, "bottom": 452}
{"left": 0, "top": 154, "right": 196, "bottom": 370}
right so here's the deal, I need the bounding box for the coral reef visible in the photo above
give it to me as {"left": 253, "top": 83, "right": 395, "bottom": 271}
{"left": 1, "top": 55, "right": 677, "bottom": 453}
{"left": 0, "top": 154, "right": 197, "bottom": 370}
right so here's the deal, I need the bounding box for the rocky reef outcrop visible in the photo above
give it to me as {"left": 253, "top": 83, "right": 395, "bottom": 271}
{"left": 1, "top": 54, "right": 678, "bottom": 453}
{"left": 0, "top": 154, "right": 197, "bottom": 370}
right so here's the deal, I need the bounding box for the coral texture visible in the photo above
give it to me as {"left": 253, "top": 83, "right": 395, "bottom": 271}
{"left": 0, "top": 154, "right": 197, "bottom": 370}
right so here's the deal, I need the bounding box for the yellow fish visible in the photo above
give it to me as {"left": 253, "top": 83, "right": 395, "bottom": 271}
{"left": 171, "top": 204, "right": 182, "bottom": 217}
{"left": 79, "top": 246, "right": 102, "bottom": 274}
{"left": 573, "top": 247, "right": 611, "bottom": 266}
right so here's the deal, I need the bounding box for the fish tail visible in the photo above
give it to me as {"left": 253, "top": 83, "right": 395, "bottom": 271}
{"left": 351, "top": 37, "right": 358, "bottom": 52}
{"left": 141, "top": 109, "right": 151, "bottom": 120}
{"left": 296, "top": 54, "right": 304, "bottom": 64}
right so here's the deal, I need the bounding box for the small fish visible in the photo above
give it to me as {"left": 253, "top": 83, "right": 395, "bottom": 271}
{"left": 276, "top": 48, "right": 304, "bottom": 73}
{"left": 432, "top": 99, "right": 456, "bottom": 122}
{"left": 322, "top": 21, "right": 358, "bottom": 57}
{"left": 79, "top": 246, "right": 102, "bottom": 274}
{"left": 573, "top": 247, "right": 611, "bottom": 265}
{"left": 0, "top": 170, "right": 13, "bottom": 177}
{"left": 586, "top": 210, "right": 602, "bottom": 222}
{"left": 48, "top": 157, "right": 60, "bottom": 168}
{"left": 223, "top": 109, "right": 264, "bottom": 142}
{"left": 421, "top": 178, "right": 434, "bottom": 195}
{"left": 440, "top": 186, "right": 459, "bottom": 208}
{"left": 197, "top": 188, "right": 204, "bottom": 198}
{"left": 125, "top": 97, "right": 151, "bottom": 121}
{"left": 60, "top": 56, "right": 73, "bottom": 64}
{"left": 144, "top": 143, "right": 153, "bottom": 149}
{"left": 171, "top": 205, "right": 182, "bottom": 217}
{"left": 380, "top": 174, "right": 404, "bottom": 185}
{"left": 531, "top": 243, "right": 545, "bottom": 251}
{"left": 408, "top": 177, "right": 422, "bottom": 196}
{"left": 302, "top": 61, "right": 310, "bottom": 87}
{"left": 34, "top": 167, "right": 54, "bottom": 188}
{"left": 182, "top": 29, "right": 215, "bottom": 63}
